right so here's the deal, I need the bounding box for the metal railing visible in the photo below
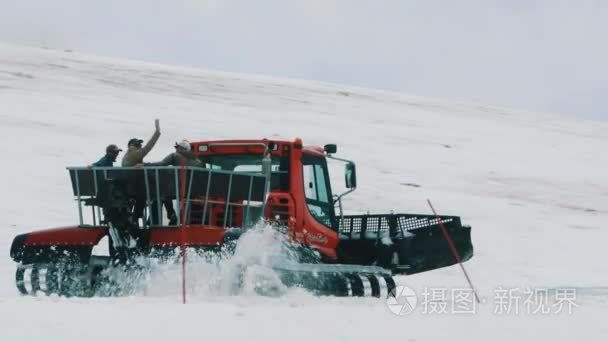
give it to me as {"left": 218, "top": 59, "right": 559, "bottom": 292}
{"left": 67, "top": 166, "right": 269, "bottom": 229}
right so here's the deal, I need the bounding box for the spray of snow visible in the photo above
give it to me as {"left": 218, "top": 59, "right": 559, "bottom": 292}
{"left": 105, "top": 221, "right": 308, "bottom": 298}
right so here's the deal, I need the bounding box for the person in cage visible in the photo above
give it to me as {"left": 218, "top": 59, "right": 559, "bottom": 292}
{"left": 144, "top": 139, "right": 203, "bottom": 225}
{"left": 121, "top": 118, "right": 161, "bottom": 167}
{"left": 89, "top": 144, "right": 122, "bottom": 167}
{"left": 143, "top": 139, "right": 202, "bottom": 168}
{"left": 121, "top": 119, "right": 161, "bottom": 224}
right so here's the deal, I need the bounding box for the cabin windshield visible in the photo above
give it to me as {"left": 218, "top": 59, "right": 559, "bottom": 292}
{"left": 206, "top": 154, "right": 280, "bottom": 172}
{"left": 206, "top": 154, "right": 290, "bottom": 191}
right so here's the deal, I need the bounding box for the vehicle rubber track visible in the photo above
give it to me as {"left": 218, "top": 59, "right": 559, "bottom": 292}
{"left": 16, "top": 263, "right": 89, "bottom": 297}
{"left": 268, "top": 262, "right": 397, "bottom": 298}
{"left": 16, "top": 261, "right": 397, "bottom": 298}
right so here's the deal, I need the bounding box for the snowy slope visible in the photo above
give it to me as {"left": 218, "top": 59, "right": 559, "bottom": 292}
{"left": 1, "top": 43, "right": 607, "bottom": 341}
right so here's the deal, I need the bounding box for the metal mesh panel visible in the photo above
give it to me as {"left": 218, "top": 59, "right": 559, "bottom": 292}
{"left": 337, "top": 214, "right": 460, "bottom": 241}
{"left": 367, "top": 217, "right": 379, "bottom": 233}
{"left": 380, "top": 217, "right": 390, "bottom": 232}
{"left": 397, "top": 216, "right": 454, "bottom": 231}
{"left": 352, "top": 218, "right": 362, "bottom": 234}
{"left": 339, "top": 217, "right": 352, "bottom": 233}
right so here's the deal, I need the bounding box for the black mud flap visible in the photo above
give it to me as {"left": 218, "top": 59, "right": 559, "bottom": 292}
{"left": 397, "top": 224, "right": 473, "bottom": 274}
{"left": 336, "top": 214, "right": 473, "bottom": 275}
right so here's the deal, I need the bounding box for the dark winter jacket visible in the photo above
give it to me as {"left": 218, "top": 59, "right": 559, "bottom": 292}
{"left": 146, "top": 151, "right": 203, "bottom": 167}
{"left": 121, "top": 129, "right": 161, "bottom": 166}
{"left": 92, "top": 154, "right": 115, "bottom": 167}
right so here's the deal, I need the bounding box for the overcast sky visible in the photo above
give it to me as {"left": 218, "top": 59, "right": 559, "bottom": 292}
{"left": 1, "top": 0, "right": 606, "bottom": 120}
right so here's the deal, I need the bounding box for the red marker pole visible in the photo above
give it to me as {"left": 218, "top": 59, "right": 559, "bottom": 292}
{"left": 180, "top": 160, "right": 187, "bottom": 304}
{"left": 426, "top": 199, "right": 480, "bottom": 303}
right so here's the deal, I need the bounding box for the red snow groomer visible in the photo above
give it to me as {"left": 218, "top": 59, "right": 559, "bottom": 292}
{"left": 10, "top": 138, "right": 473, "bottom": 297}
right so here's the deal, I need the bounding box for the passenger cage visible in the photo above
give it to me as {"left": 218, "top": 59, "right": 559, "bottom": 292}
{"left": 67, "top": 166, "right": 269, "bottom": 229}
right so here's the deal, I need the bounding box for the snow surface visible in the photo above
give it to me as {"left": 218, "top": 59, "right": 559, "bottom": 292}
{"left": 1, "top": 43, "right": 607, "bottom": 341}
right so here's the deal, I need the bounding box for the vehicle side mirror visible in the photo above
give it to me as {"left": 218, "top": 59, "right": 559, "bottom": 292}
{"left": 324, "top": 144, "right": 337, "bottom": 154}
{"left": 345, "top": 162, "right": 357, "bottom": 189}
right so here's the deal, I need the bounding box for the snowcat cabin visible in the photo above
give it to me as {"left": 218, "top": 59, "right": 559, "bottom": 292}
{"left": 191, "top": 140, "right": 282, "bottom": 226}
{"left": 192, "top": 139, "right": 342, "bottom": 259}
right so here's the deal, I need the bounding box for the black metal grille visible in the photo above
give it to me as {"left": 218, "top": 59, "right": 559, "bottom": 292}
{"left": 396, "top": 216, "right": 454, "bottom": 231}
{"left": 337, "top": 213, "right": 461, "bottom": 240}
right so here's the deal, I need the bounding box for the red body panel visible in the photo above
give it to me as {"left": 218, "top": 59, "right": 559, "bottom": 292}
{"left": 25, "top": 226, "right": 107, "bottom": 246}
{"left": 148, "top": 226, "right": 226, "bottom": 247}
{"left": 192, "top": 139, "right": 288, "bottom": 158}
{"left": 289, "top": 140, "right": 340, "bottom": 260}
